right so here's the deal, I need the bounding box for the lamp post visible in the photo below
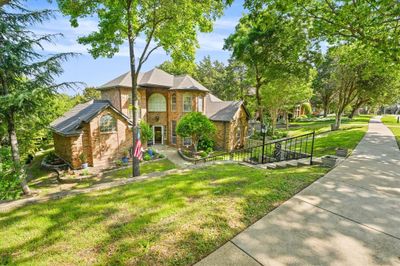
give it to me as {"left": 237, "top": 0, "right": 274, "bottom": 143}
{"left": 261, "top": 123, "right": 267, "bottom": 164}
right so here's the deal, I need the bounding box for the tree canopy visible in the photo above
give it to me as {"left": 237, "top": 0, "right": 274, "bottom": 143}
{"left": 0, "top": 1, "right": 76, "bottom": 195}
{"left": 224, "top": 6, "right": 312, "bottom": 122}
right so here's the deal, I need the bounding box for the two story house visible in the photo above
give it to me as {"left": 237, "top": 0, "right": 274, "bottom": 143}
{"left": 51, "top": 68, "right": 249, "bottom": 168}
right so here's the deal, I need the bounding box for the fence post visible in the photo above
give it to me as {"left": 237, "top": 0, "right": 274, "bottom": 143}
{"left": 310, "top": 131, "right": 315, "bottom": 165}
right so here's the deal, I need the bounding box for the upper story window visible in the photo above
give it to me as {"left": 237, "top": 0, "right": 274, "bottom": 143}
{"left": 100, "top": 114, "right": 117, "bottom": 133}
{"left": 197, "top": 96, "right": 203, "bottom": 112}
{"left": 183, "top": 94, "right": 192, "bottom": 112}
{"left": 171, "top": 93, "right": 177, "bottom": 112}
{"left": 148, "top": 93, "right": 166, "bottom": 112}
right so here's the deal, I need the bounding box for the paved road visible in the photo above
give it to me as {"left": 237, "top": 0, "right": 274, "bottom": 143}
{"left": 197, "top": 117, "right": 400, "bottom": 266}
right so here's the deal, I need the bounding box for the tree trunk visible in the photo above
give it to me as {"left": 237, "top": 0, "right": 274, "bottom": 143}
{"left": 285, "top": 111, "right": 289, "bottom": 130}
{"left": 5, "top": 111, "right": 31, "bottom": 195}
{"left": 255, "top": 83, "right": 263, "bottom": 123}
{"left": 348, "top": 107, "right": 358, "bottom": 119}
{"left": 323, "top": 104, "right": 328, "bottom": 118}
{"left": 127, "top": 2, "right": 140, "bottom": 177}
{"left": 270, "top": 111, "right": 278, "bottom": 136}
{"left": 333, "top": 111, "right": 342, "bottom": 130}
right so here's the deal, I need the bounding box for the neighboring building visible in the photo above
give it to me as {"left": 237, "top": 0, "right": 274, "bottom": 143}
{"left": 51, "top": 68, "right": 249, "bottom": 168}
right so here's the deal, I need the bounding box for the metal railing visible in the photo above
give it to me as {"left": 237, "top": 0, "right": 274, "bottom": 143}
{"left": 194, "top": 132, "right": 315, "bottom": 165}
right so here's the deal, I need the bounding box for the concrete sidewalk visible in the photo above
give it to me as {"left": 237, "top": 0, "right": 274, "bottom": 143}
{"left": 197, "top": 117, "right": 400, "bottom": 266}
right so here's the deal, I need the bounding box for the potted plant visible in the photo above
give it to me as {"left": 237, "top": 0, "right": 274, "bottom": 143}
{"left": 121, "top": 150, "right": 129, "bottom": 164}
{"left": 79, "top": 153, "right": 88, "bottom": 169}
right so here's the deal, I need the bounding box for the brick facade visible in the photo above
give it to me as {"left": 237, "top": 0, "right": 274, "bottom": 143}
{"left": 53, "top": 107, "right": 132, "bottom": 169}
{"left": 53, "top": 70, "right": 249, "bottom": 168}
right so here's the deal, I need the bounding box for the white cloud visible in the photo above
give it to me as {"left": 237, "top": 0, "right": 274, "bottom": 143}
{"left": 213, "top": 17, "right": 240, "bottom": 30}
{"left": 198, "top": 33, "right": 229, "bottom": 51}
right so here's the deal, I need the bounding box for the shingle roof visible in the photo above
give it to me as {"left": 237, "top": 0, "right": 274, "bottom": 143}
{"left": 50, "top": 100, "right": 131, "bottom": 136}
{"left": 98, "top": 68, "right": 174, "bottom": 89}
{"left": 205, "top": 94, "right": 247, "bottom": 122}
{"left": 171, "top": 75, "right": 209, "bottom": 92}
{"left": 98, "top": 68, "right": 208, "bottom": 91}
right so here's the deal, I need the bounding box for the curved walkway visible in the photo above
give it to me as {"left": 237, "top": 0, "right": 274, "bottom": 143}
{"left": 197, "top": 117, "right": 400, "bottom": 265}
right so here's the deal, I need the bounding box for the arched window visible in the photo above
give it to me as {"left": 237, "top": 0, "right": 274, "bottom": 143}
{"left": 148, "top": 93, "right": 166, "bottom": 112}
{"left": 100, "top": 114, "right": 117, "bottom": 133}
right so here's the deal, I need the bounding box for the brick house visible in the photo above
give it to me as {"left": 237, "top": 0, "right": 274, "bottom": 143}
{"left": 51, "top": 68, "right": 249, "bottom": 168}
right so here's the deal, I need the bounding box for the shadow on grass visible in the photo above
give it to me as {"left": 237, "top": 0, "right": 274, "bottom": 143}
{"left": 0, "top": 165, "right": 327, "bottom": 265}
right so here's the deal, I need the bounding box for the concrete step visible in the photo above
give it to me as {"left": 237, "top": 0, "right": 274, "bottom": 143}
{"left": 297, "top": 158, "right": 312, "bottom": 166}
{"left": 275, "top": 161, "right": 289, "bottom": 169}
{"left": 311, "top": 157, "right": 323, "bottom": 165}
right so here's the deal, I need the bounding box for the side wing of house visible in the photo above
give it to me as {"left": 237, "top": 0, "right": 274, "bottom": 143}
{"left": 51, "top": 100, "right": 132, "bottom": 169}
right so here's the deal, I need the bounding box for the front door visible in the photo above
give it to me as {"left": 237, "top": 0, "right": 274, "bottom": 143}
{"left": 154, "top": 126, "right": 163, "bottom": 144}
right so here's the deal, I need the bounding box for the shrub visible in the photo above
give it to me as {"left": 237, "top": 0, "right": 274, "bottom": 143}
{"left": 272, "top": 130, "right": 288, "bottom": 140}
{"left": 176, "top": 112, "right": 216, "bottom": 152}
{"left": 197, "top": 136, "right": 215, "bottom": 151}
{"left": 159, "top": 154, "right": 165, "bottom": 159}
{"left": 198, "top": 151, "right": 208, "bottom": 158}
{"left": 80, "top": 169, "right": 90, "bottom": 176}
{"left": 143, "top": 153, "right": 151, "bottom": 161}
{"left": 115, "top": 160, "right": 123, "bottom": 167}
{"left": 79, "top": 153, "right": 87, "bottom": 163}
{"left": 140, "top": 121, "right": 153, "bottom": 143}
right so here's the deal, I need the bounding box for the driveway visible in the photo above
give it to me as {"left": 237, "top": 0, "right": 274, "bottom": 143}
{"left": 197, "top": 117, "right": 400, "bottom": 265}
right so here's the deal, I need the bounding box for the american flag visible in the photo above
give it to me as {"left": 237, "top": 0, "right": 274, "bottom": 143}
{"left": 133, "top": 128, "right": 142, "bottom": 160}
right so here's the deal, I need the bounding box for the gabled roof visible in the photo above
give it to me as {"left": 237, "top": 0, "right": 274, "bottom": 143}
{"left": 98, "top": 68, "right": 175, "bottom": 90}
{"left": 171, "top": 75, "right": 209, "bottom": 92}
{"left": 205, "top": 94, "right": 249, "bottom": 122}
{"left": 98, "top": 68, "right": 208, "bottom": 92}
{"left": 50, "top": 100, "right": 131, "bottom": 136}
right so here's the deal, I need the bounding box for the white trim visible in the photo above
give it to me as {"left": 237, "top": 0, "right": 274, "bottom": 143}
{"left": 152, "top": 125, "right": 164, "bottom": 145}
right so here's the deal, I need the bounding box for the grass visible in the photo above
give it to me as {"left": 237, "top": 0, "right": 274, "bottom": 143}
{"left": 313, "top": 126, "right": 368, "bottom": 157}
{"left": 0, "top": 164, "right": 328, "bottom": 265}
{"left": 26, "top": 154, "right": 176, "bottom": 195}
{"left": 286, "top": 115, "right": 372, "bottom": 136}
{"left": 381, "top": 115, "right": 400, "bottom": 148}
{"left": 280, "top": 115, "right": 370, "bottom": 157}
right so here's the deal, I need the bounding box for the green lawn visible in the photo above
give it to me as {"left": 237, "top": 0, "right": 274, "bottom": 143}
{"left": 313, "top": 126, "right": 368, "bottom": 157}
{"left": 0, "top": 164, "right": 328, "bottom": 265}
{"left": 381, "top": 115, "right": 400, "bottom": 148}
{"left": 280, "top": 115, "right": 370, "bottom": 157}
{"left": 286, "top": 115, "right": 371, "bottom": 136}
{"left": 27, "top": 153, "right": 176, "bottom": 194}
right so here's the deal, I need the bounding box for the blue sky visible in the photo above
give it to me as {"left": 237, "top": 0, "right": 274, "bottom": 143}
{"left": 26, "top": 1, "right": 245, "bottom": 95}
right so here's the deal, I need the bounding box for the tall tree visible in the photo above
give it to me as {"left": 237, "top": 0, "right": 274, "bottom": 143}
{"left": 0, "top": 2, "right": 75, "bottom": 195}
{"left": 312, "top": 55, "right": 336, "bottom": 117}
{"left": 328, "top": 43, "right": 399, "bottom": 129}
{"left": 58, "top": 0, "right": 230, "bottom": 177}
{"left": 246, "top": 0, "right": 400, "bottom": 61}
{"left": 195, "top": 56, "right": 227, "bottom": 99}
{"left": 224, "top": 7, "right": 311, "bottom": 122}
{"left": 261, "top": 74, "right": 313, "bottom": 133}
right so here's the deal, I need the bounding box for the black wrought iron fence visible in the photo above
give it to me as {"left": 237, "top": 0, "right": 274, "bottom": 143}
{"left": 194, "top": 132, "right": 315, "bottom": 165}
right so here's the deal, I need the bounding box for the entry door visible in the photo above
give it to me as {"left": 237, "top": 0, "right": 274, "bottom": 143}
{"left": 154, "top": 126, "right": 163, "bottom": 144}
